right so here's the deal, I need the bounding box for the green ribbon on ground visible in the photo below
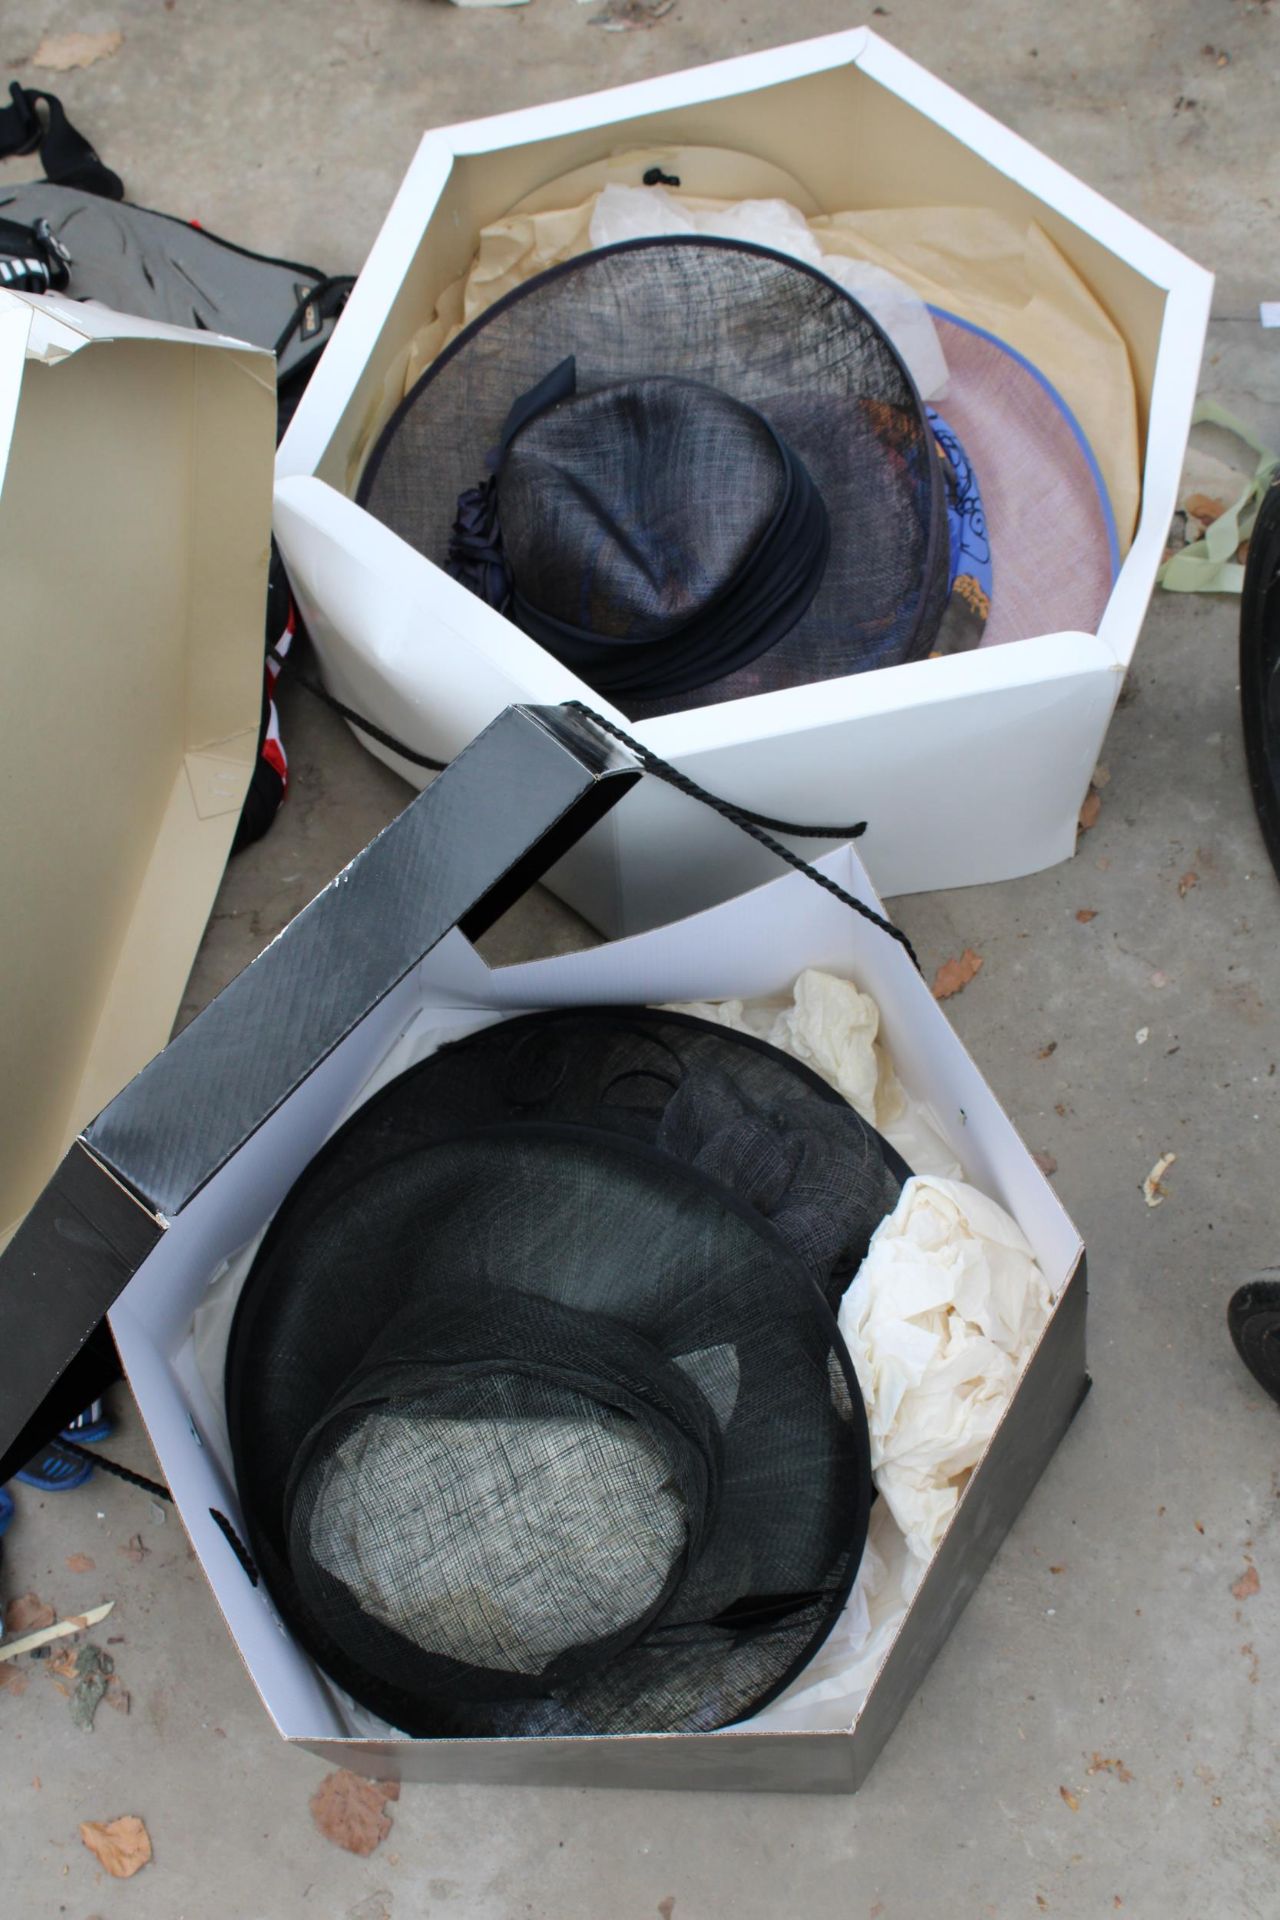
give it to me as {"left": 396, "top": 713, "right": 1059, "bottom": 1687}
{"left": 1158, "top": 399, "right": 1280, "bottom": 595}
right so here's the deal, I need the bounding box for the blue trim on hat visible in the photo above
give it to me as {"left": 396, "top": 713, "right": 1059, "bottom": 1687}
{"left": 928, "top": 306, "right": 1122, "bottom": 583}
{"left": 927, "top": 407, "right": 993, "bottom": 606}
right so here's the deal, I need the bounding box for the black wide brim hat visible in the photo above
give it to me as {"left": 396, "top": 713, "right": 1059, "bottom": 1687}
{"left": 358, "top": 237, "right": 954, "bottom": 720}
{"left": 225, "top": 1008, "right": 911, "bottom": 1738}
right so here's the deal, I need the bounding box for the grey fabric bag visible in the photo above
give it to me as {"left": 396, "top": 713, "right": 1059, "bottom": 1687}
{"left": 0, "top": 84, "right": 355, "bottom": 857}
{"left": 0, "top": 178, "right": 350, "bottom": 427}
{"left": 0, "top": 87, "right": 351, "bottom": 432}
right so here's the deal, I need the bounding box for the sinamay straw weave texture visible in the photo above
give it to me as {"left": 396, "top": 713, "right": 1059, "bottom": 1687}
{"left": 226, "top": 1009, "right": 908, "bottom": 1736}
{"left": 358, "top": 237, "right": 949, "bottom": 718}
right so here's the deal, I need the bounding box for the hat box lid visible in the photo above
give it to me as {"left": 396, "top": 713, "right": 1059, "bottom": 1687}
{"left": 0, "top": 290, "right": 275, "bottom": 1253}
{"left": 0, "top": 702, "right": 640, "bottom": 1478}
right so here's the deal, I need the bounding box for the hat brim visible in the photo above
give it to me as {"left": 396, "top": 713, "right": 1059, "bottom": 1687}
{"left": 226, "top": 1007, "right": 909, "bottom": 1736}
{"left": 227, "top": 1123, "right": 872, "bottom": 1737}
{"left": 931, "top": 309, "right": 1120, "bottom": 651}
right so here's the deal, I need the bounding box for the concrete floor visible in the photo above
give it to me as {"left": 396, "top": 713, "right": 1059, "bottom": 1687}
{"left": 3, "top": 0, "right": 1280, "bottom": 1914}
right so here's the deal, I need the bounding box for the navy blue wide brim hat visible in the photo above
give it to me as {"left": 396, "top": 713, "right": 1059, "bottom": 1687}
{"left": 358, "top": 236, "right": 986, "bottom": 720}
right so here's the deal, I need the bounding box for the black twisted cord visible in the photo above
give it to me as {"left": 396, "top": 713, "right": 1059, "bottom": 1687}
{"left": 564, "top": 702, "right": 921, "bottom": 974}
{"left": 209, "top": 1509, "right": 260, "bottom": 1587}
{"left": 283, "top": 659, "right": 448, "bottom": 771}
{"left": 58, "top": 1442, "right": 261, "bottom": 1587}
{"left": 281, "top": 640, "right": 917, "bottom": 969}
{"left": 58, "top": 1437, "right": 171, "bottom": 1502}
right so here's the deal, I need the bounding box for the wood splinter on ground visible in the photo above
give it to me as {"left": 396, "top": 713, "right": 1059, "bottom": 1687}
{"left": 0, "top": 1602, "right": 114, "bottom": 1663}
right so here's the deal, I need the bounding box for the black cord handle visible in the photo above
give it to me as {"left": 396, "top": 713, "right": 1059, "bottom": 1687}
{"left": 283, "top": 641, "right": 918, "bottom": 969}
{"left": 59, "top": 1439, "right": 261, "bottom": 1587}
{"left": 565, "top": 703, "right": 921, "bottom": 972}
{"left": 58, "top": 1437, "right": 171, "bottom": 1502}
{"left": 283, "top": 658, "right": 447, "bottom": 770}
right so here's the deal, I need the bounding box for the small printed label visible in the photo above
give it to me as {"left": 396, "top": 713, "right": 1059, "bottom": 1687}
{"left": 294, "top": 282, "right": 323, "bottom": 341}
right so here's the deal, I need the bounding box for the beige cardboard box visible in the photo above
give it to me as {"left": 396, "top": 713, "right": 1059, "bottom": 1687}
{"left": 0, "top": 291, "right": 275, "bottom": 1242}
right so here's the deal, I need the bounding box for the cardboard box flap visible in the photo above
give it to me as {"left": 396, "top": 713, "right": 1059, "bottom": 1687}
{"left": 0, "top": 288, "right": 276, "bottom": 1255}
{"left": 0, "top": 704, "right": 640, "bottom": 1480}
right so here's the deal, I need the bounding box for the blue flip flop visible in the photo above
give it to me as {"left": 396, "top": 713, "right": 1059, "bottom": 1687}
{"left": 0, "top": 1483, "right": 13, "bottom": 1638}
{"left": 15, "top": 1437, "right": 96, "bottom": 1492}
{"left": 61, "top": 1400, "right": 113, "bottom": 1446}
{"left": 14, "top": 1399, "right": 115, "bottom": 1491}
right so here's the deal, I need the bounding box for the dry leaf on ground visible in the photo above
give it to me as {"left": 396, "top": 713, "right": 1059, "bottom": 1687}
{"left": 80, "top": 1815, "right": 152, "bottom": 1878}
{"left": 932, "top": 948, "right": 983, "bottom": 999}
{"left": 0, "top": 1665, "right": 29, "bottom": 1695}
{"left": 1142, "top": 1152, "right": 1177, "bottom": 1207}
{"left": 1088, "top": 1754, "right": 1134, "bottom": 1783}
{"left": 1033, "top": 1151, "right": 1059, "bottom": 1177}
{"left": 1178, "top": 871, "right": 1199, "bottom": 897}
{"left": 349, "top": 1895, "right": 395, "bottom": 1920}
{"left": 1078, "top": 789, "right": 1102, "bottom": 832}
{"left": 310, "top": 1771, "right": 400, "bottom": 1855}
{"left": 118, "top": 1533, "right": 150, "bottom": 1565}
{"left": 1037, "top": 1040, "right": 1058, "bottom": 1059}
{"left": 6, "top": 1592, "right": 54, "bottom": 1634}
{"left": 1185, "top": 492, "right": 1228, "bottom": 523}
{"left": 658, "top": 1901, "right": 676, "bottom": 1920}
{"left": 66, "top": 1553, "right": 96, "bottom": 1574}
{"left": 32, "top": 29, "right": 124, "bottom": 70}
{"left": 1060, "top": 1785, "right": 1080, "bottom": 1812}
{"left": 1232, "top": 1565, "right": 1260, "bottom": 1601}
{"left": 69, "top": 1645, "right": 114, "bottom": 1731}
{"left": 1076, "top": 909, "right": 1098, "bottom": 923}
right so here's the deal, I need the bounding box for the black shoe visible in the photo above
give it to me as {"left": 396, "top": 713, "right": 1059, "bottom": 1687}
{"left": 1228, "top": 1273, "right": 1280, "bottom": 1404}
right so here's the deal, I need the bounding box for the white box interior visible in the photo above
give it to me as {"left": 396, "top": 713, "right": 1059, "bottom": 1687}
{"left": 109, "top": 845, "right": 1082, "bottom": 1748}
{"left": 273, "top": 30, "right": 1211, "bottom": 929}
